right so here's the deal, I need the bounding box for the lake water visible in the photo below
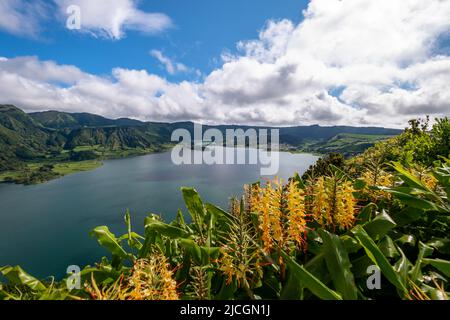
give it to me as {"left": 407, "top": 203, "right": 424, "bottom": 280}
{"left": 0, "top": 148, "right": 318, "bottom": 279}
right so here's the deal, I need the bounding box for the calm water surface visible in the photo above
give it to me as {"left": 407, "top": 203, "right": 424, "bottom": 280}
{"left": 0, "top": 148, "right": 318, "bottom": 278}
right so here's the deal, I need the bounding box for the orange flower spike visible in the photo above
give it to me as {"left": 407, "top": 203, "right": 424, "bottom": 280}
{"left": 286, "top": 181, "right": 307, "bottom": 249}
{"left": 219, "top": 247, "right": 235, "bottom": 285}
{"left": 312, "top": 177, "right": 329, "bottom": 228}
{"left": 258, "top": 182, "right": 273, "bottom": 252}
{"left": 335, "top": 181, "right": 357, "bottom": 230}
{"left": 268, "top": 179, "right": 283, "bottom": 243}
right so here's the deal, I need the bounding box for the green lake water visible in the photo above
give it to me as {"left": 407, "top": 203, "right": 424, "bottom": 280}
{"left": 0, "top": 148, "right": 318, "bottom": 279}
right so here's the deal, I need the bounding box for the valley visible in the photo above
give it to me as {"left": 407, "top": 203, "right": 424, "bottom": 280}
{"left": 0, "top": 104, "right": 401, "bottom": 184}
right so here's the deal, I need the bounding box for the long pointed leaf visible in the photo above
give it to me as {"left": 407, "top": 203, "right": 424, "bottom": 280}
{"left": 351, "top": 225, "right": 408, "bottom": 295}
{"left": 281, "top": 252, "right": 342, "bottom": 300}
{"left": 90, "top": 226, "right": 128, "bottom": 260}
{"left": 144, "top": 217, "right": 191, "bottom": 239}
{"left": 319, "top": 230, "right": 358, "bottom": 300}
{"left": 0, "top": 266, "right": 46, "bottom": 292}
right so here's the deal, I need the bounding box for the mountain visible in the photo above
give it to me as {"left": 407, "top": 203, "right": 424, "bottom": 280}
{"left": 0, "top": 105, "right": 52, "bottom": 170}
{"left": 0, "top": 105, "right": 403, "bottom": 175}
{"left": 28, "top": 109, "right": 401, "bottom": 141}
{"left": 30, "top": 110, "right": 145, "bottom": 129}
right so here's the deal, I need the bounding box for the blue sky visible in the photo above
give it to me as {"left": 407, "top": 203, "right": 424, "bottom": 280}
{"left": 0, "top": 0, "right": 449, "bottom": 127}
{"left": 0, "top": 0, "right": 308, "bottom": 81}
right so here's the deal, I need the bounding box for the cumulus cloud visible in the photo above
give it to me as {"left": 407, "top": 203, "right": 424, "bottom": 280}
{"left": 150, "top": 50, "right": 189, "bottom": 75}
{"left": 0, "top": 0, "right": 50, "bottom": 38}
{"left": 0, "top": 0, "right": 172, "bottom": 39}
{"left": 0, "top": 56, "right": 87, "bottom": 84}
{"left": 1, "top": 0, "right": 450, "bottom": 127}
{"left": 54, "top": 0, "right": 172, "bottom": 39}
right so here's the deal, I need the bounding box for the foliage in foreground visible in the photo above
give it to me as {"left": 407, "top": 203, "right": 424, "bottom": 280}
{"left": 1, "top": 118, "right": 449, "bottom": 300}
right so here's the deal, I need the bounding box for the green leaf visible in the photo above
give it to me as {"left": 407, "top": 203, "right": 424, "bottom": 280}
{"left": 379, "top": 236, "right": 399, "bottom": 259}
{"left": 280, "top": 268, "right": 303, "bottom": 300}
{"left": 216, "top": 277, "right": 237, "bottom": 300}
{"left": 179, "top": 239, "right": 202, "bottom": 264}
{"left": 422, "top": 259, "right": 450, "bottom": 277}
{"left": 200, "top": 246, "right": 221, "bottom": 265}
{"left": 0, "top": 266, "right": 46, "bottom": 292}
{"left": 182, "top": 187, "right": 206, "bottom": 225}
{"left": 340, "top": 235, "right": 361, "bottom": 254}
{"left": 354, "top": 179, "right": 367, "bottom": 191}
{"left": 123, "top": 210, "right": 143, "bottom": 250}
{"left": 179, "top": 241, "right": 220, "bottom": 266}
{"left": 319, "top": 230, "right": 358, "bottom": 300}
{"left": 426, "top": 285, "right": 449, "bottom": 300}
{"left": 329, "top": 164, "right": 351, "bottom": 181}
{"left": 357, "top": 203, "right": 377, "bottom": 224}
{"left": 410, "top": 242, "right": 434, "bottom": 282}
{"left": 427, "top": 238, "right": 450, "bottom": 254}
{"left": 144, "top": 217, "right": 191, "bottom": 239}
{"left": 176, "top": 209, "right": 187, "bottom": 228}
{"left": 90, "top": 226, "right": 128, "bottom": 260}
{"left": 117, "top": 232, "right": 144, "bottom": 242}
{"left": 396, "top": 234, "right": 416, "bottom": 247}
{"left": 293, "top": 172, "right": 306, "bottom": 189}
{"left": 281, "top": 251, "right": 342, "bottom": 300}
{"left": 394, "top": 246, "right": 412, "bottom": 288}
{"left": 433, "top": 165, "right": 450, "bottom": 200}
{"left": 393, "top": 207, "right": 423, "bottom": 226}
{"left": 386, "top": 189, "right": 441, "bottom": 212}
{"left": 364, "top": 210, "right": 396, "bottom": 240}
{"left": 391, "top": 162, "right": 430, "bottom": 191}
{"left": 205, "top": 203, "right": 236, "bottom": 225}
{"left": 351, "top": 225, "right": 408, "bottom": 295}
{"left": 124, "top": 210, "right": 132, "bottom": 240}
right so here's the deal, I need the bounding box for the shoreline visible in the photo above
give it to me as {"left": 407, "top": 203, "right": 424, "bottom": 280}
{"left": 0, "top": 144, "right": 314, "bottom": 186}
{"left": 0, "top": 146, "right": 175, "bottom": 186}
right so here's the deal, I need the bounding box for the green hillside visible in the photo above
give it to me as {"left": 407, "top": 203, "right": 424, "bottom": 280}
{"left": 0, "top": 105, "right": 51, "bottom": 171}
{"left": 303, "top": 133, "right": 395, "bottom": 157}
{"left": 30, "top": 110, "right": 145, "bottom": 129}
{"left": 0, "top": 105, "right": 402, "bottom": 184}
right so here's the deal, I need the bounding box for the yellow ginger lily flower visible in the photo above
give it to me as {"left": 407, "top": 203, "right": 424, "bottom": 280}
{"left": 128, "top": 256, "right": 179, "bottom": 300}
{"left": 286, "top": 181, "right": 308, "bottom": 249}
{"left": 251, "top": 178, "right": 308, "bottom": 252}
{"left": 312, "top": 176, "right": 358, "bottom": 231}
{"left": 334, "top": 181, "right": 357, "bottom": 230}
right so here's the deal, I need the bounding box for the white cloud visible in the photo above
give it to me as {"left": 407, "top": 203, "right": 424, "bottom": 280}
{"left": 0, "top": 0, "right": 50, "bottom": 38}
{"left": 0, "top": 0, "right": 172, "bottom": 39}
{"left": 150, "top": 50, "right": 189, "bottom": 75}
{"left": 0, "top": 56, "right": 87, "bottom": 84}
{"left": 1, "top": 0, "right": 450, "bottom": 127}
{"left": 54, "top": 0, "right": 172, "bottom": 39}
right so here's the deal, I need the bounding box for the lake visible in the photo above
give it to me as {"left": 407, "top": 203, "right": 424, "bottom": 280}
{"left": 0, "top": 148, "right": 318, "bottom": 279}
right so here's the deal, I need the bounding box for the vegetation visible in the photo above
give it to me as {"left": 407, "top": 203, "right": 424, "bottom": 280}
{"left": 302, "top": 153, "right": 346, "bottom": 180}
{"left": 0, "top": 117, "right": 448, "bottom": 300}
{"left": 1, "top": 104, "right": 401, "bottom": 184}
{"left": 0, "top": 161, "right": 102, "bottom": 185}
{"left": 304, "top": 133, "right": 395, "bottom": 157}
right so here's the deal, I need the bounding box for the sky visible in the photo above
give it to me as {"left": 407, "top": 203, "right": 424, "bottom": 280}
{"left": 0, "top": 0, "right": 449, "bottom": 128}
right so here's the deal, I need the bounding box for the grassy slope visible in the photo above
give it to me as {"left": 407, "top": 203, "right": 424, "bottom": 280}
{"left": 0, "top": 161, "right": 102, "bottom": 184}
{"left": 52, "top": 161, "right": 103, "bottom": 175}
{"left": 304, "top": 133, "right": 394, "bottom": 157}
